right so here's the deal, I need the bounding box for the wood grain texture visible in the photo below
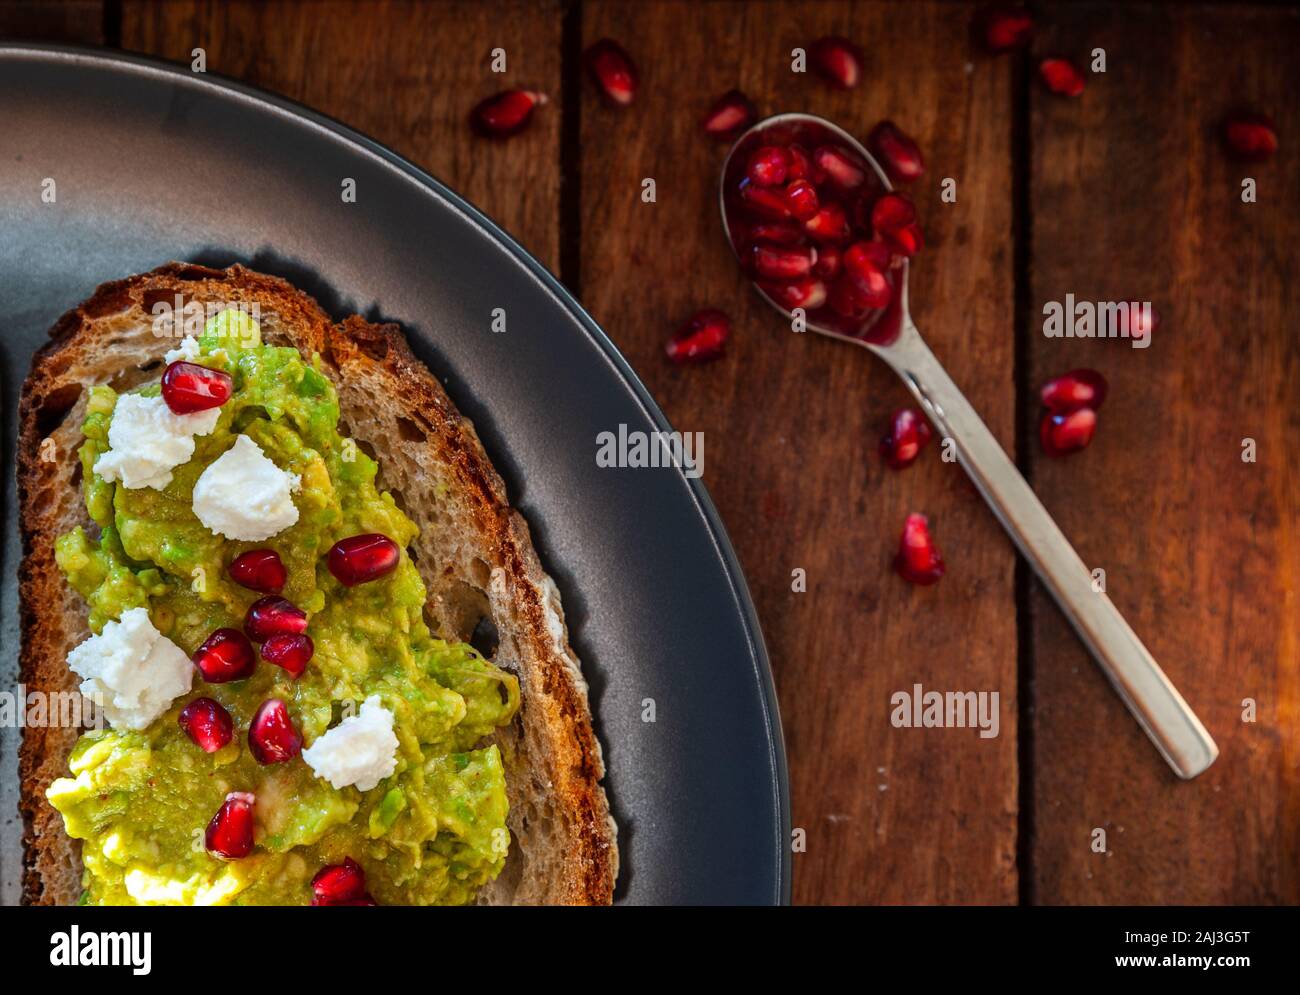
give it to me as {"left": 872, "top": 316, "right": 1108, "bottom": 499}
{"left": 120, "top": 0, "right": 563, "bottom": 272}
{"left": 0, "top": 0, "right": 103, "bottom": 43}
{"left": 1028, "top": 3, "right": 1300, "bottom": 904}
{"left": 580, "top": 0, "right": 1019, "bottom": 904}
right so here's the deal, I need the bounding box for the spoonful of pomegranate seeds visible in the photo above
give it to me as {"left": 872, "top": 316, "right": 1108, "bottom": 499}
{"left": 721, "top": 112, "right": 1217, "bottom": 779}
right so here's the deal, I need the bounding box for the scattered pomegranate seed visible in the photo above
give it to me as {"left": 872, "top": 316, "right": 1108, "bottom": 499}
{"left": 178, "top": 697, "right": 234, "bottom": 753}
{"left": 702, "top": 89, "right": 757, "bottom": 140}
{"left": 813, "top": 144, "right": 868, "bottom": 192}
{"left": 160, "top": 361, "right": 232, "bottom": 415}
{"left": 312, "top": 857, "right": 370, "bottom": 906}
{"left": 665, "top": 309, "right": 730, "bottom": 364}
{"left": 746, "top": 146, "right": 790, "bottom": 187}
{"left": 803, "top": 201, "right": 851, "bottom": 242}
{"left": 1040, "top": 369, "right": 1108, "bottom": 414}
{"left": 842, "top": 241, "right": 892, "bottom": 307}
{"left": 747, "top": 222, "right": 808, "bottom": 247}
{"left": 782, "top": 179, "right": 820, "bottom": 221}
{"left": 752, "top": 244, "right": 817, "bottom": 280}
{"left": 584, "top": 39, "right": 638, "bottom": 107}
{"left": 227, "top": 548, "right": 286, "bottom": 594}
{"left": 759, "top": 278, "right": 828, "bottom": 312}
{"left": 893, "top": 513, "right": 945, "bottom": 585}
{"left": 192, "top": 628, "right": 256, "bottom": 683}
{"left": 812, "top": 242, "right": 842, "bottom": 280}
{"left": 470, "top": 89, "right": 547, "bottom": 139}
{"left": 262, "top": 633, "right": 314, "bottom": 679}
{"left": 809, "top": 36, "right": 864, "bottom": 90}
{"left": 248, "top": 698, "right": 302, "bottom": 765}
{"left": 1039, "top": 58, "right": 1085, "bottom": 97}
{"left": 206, "top": 792, "right": 255, "bottom": 859}
{"left": 327, "top": 534, "right": 402, "bottom": 587}
{"left": 977, "top": 6, "right": 1034, "bottom": 54}
{"left": 1040, "top": 407, "right": 1097, "bottom": 457}
{"left": 1125, "top": 301, "right": 1161, "bottom": 340}
{"left": 785, "top": 144, "right": 816, "bottom": 182}
{"left": 879, "top": 409, "right": 934, "bottom": 470}
{"left": 867, "top": 121, "right": 925, "bottom": 184}
{"left": 1223, "top": 113, "right": 1277, "bottom": 162}
{"left": 739, "top": 178, "right": 794, "bottom": 220}
{"left": 244, "top": 595, "right": 308, "bottom": 643}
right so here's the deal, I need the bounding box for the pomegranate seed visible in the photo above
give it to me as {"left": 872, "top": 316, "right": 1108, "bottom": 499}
{"left": 1223, "top": 113, "right": 1277, "bottom": 162}
{"left": 206, "top": 792, "right": 255, "bottom": 859}
{"left": 160, "top": 361, "right": 232, "bottom": 415}
{"left": 894, "top": 513, "right": 945, "bottom": 585}
{"left": 752, "top": 244, "right": 817, "bottom": 280}
{"left": 328, "top": 534, "right": 402, "bottom": 586}
{"left": 884, "top": 222, "right": 923, "bottom": 257}
{"left": 702, "top": 89, "right": 756, "bottom": 139}
{"left": 867, "top": 121, "right": 925, "bottom": 183}
{"left": 1040, "top": 408, "right": 1097, "bottom": 457}
{"left": 879, "top": 409, "right": 933, "bottom": 469}
{"left": 827, "top": 274, "right": 879, "bottom": 319}
{"left": 746, "top": 146, "right": 790, "bottom": 187}
{"left": 178, "top": 697, "right": 234, "bottom": 753}
{"left": 813, "top": 144, "right": 868, "bottom": 192}
{"left": 842, "top": 241, "right": 892, "bottom": 307}
{"left": 803, "top": 201, "right": 851, "bottom": 243}
{"left": 262, "top": 633, "right": 314, "bottom": 679}
{"left": 227, "top": 548, "right": 286, "bottom": 594}
{"left": 747, "top": 222, "right": 807, "bottom": 247}
{"left": 759, "top": 278, "right": 828, "bottom": 312}
{"left": 248, "top": 698, "right": 302, "bottom": 765}
{"left": 311, "top": 857, "right": 368, "bottom": 906}
{"left": 244, "top": 595, "right": 308, "bottom": 643}
{"left": 665, "top": 309, "right": 730, "bottom": 364}
{"left": 785, "top": 144, "right": 816, "bottom": 182}
{"left": 1040, "top": 369, "right": 1108, "bottom": 414}
{"left": 871, "top": 193, "right": 923, "bottom": 255}
{"left": 812, "top": 243, "right": 842, "bottom": 279}
{"left": 977, "top": 6, "right": 1034, "bottom": 54}
{"left": 1125, "top": 301, "right": 1161, "bottom": 340}
{"left": 1039, "top": 58, "right": 1085, "bottom": 97}
{"left": 192, "top": 628, "right": 256, "bottom": 683}
{"left": 584, "top": 39, "right": 637, "bottom": 107}
{"left": 809, "top": 36, "right": 863, "bottom": 90}
{"left": 738, "top": 178, "right": 794, "bottom": 221}
{"left": 470, "top": 89, "right": 547, "bottom": 139}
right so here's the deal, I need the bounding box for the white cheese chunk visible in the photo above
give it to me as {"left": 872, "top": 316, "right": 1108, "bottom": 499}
{"left": 163, "top": 335, "right": 202, "bottom": 364}
{"left": 302, "top": 696, "right": 399, "bottom": 792}
{"left": 192, "top": 434, "right": 300, "bottom": 541}
{"left": 66, "top": 607, "right": 193, "bottom": 731}
{"left": 93, "top": 393, "right": 221, "bottom": 490}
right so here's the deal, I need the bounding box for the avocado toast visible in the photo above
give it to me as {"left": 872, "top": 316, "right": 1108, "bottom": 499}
{"left": 18, "top": 262, "right": 617, "bottom": 905}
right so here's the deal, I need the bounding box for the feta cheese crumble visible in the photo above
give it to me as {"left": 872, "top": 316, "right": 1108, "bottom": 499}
{"left": 66, "top": 607, "right": 193, "bottom": 731}
{"left": 192, "top": 434, "right": 300, "bottom": 541}
{"left": 163, "top": 335, "right": 202, "bottom": 364}
{"left": 302, "top": 696, "right": 400, "bottom": 791}
{"left": 93, "top": 392, "right": 221, "bottom": 490}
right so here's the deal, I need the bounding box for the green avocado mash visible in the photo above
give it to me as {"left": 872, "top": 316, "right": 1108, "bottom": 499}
{"left": 46, "top": 312, "right": 519, "bottom": 906}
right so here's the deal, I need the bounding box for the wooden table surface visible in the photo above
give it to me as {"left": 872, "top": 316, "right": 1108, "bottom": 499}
{"left": 4, "top": 0, "right": 1297, "bottom": 905}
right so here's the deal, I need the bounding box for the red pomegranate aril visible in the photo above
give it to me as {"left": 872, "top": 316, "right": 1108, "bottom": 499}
{"left": 880, "top": 409, "right": 934, "bottom": 470}
{"left": 160, "top": 361, "right": 233, "bottom": 415}
{"left": 812, "top": 243, "right": 842, "bottom": 280}
{"left": 178, "top": 697, "right": 234, "bottom": 753}
{"left": 311, "top": 857, "right": 368, "bottom": 906}
{"left": 193, "top": 628, "right": 256, "bottom": 683}
{"left": 871, "top": 192, "right": 917, "bottom": 234}
{"left": 227, "top": 548, "right": 286, "bottom": 594}
{"left": 1040, "top": 407, "right": 1097, "bottom": 457}
{"left": 248, "top": 698, "right": 302, "bottom": 765}
{"left": 882, "top": 221, "right": 923, "bottom": 257}
{"left": 262, "top": 633, "right": 314, "bottom": 679}
{"left": 978, "top": 6, "right": 1034, "bottom": 54}
{"left": 810, "top": 36, "right": 863, "bottom": 90}
{"left": 702, "top": 89, "right": 756, "bottom": 139}
{"left": 470, "top": 89, "right": 547, "bottom": 138}
{"left": 783, "top": 178, "right": 820, "bottom": 220}
{"left": 894, "top": 513, "right": 945, "bottom": 585}
{"left": 746, "top": 146, "right": 790, "bottom": 187}
{"left": 738, "top": 178, "right": 793, "bottom": 221}
{"left": 1126, "top": 301, "right": 1161, "bottom": 340}
{"left": 1039, "top": 58, "right": 1085, "bottom": 97}
{"left": 206, "top": 792, "right": 255, "bottom": 859}
{"left": 759, "top": 278, "right": 828, "bottom": 311}
{"left": 752, "top": 244, "right": 817, "bottom": 280}
{"left": 1040, "top": 369, "right": 1108, "bottom": 414}
{"left": 244, "top": 595, "right": 308, "bottom": 643}
{"left": 328, "top": 534, "right": 401, "bottom": 587}
{"left": 785, "top": 144, "right": 816, "bottom": 182}
{"left": 804, "top": 201, "right": 851, "bottom": 243}
{"left": 813, "top": 144, "right": 867, "bottom": 191}
{"left": 842, "top": 242, "right": 892, "bottom": 307}
{"left": 747, "top": 222, "right": 807, "bottom": 247}
{"left": 1223, "top": 113, "right": 1277, "bottom": 162}
{"left": 665, "top": 309, "right": 729, "bottom": 365}
{"left": 584, "top": 39, "right": 637, "bottom": 106}
{"left": 867, "top": 121, "right": 925, "bottom": 183}
{"left": 827, "top": 275, "right": 872, "bottom": 319}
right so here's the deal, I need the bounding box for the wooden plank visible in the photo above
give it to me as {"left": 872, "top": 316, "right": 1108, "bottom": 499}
{"left": 581, "top": 0, "right": 1019, "bottom": 904}
{"left": 0, "top": 0, "right": 103, "bottom": 43}
{"left": 120, "top": 0, "right": 564, "bottom": 273}
{"left": 1029, "top": 2, "right": 1300, "bottom": 903}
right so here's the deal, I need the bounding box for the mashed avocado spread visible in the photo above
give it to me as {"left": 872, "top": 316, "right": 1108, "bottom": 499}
{"left": 46, "top": 312, "right": 519, "bottom": 906}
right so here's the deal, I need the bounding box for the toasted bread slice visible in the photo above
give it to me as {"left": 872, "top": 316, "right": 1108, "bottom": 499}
{"left": 17, "top": 262, "right": 617, "bottom": 905}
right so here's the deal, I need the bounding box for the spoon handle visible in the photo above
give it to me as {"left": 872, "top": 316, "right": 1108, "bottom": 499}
{"left": 880, "top": 326, "right": 1218, "bottom": 779}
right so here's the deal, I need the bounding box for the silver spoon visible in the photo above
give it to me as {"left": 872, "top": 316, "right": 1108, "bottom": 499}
{"left": 721, "top": 113, "right": 1217, "bottom": 779}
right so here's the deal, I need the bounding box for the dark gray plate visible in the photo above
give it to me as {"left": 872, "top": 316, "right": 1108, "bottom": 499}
{"left": 0, "top": 45, "right": 789, "bottom": 906}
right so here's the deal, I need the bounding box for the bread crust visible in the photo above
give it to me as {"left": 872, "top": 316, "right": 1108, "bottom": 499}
{"left": 17, "top": 262, "right": 617, "bottom": 905}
